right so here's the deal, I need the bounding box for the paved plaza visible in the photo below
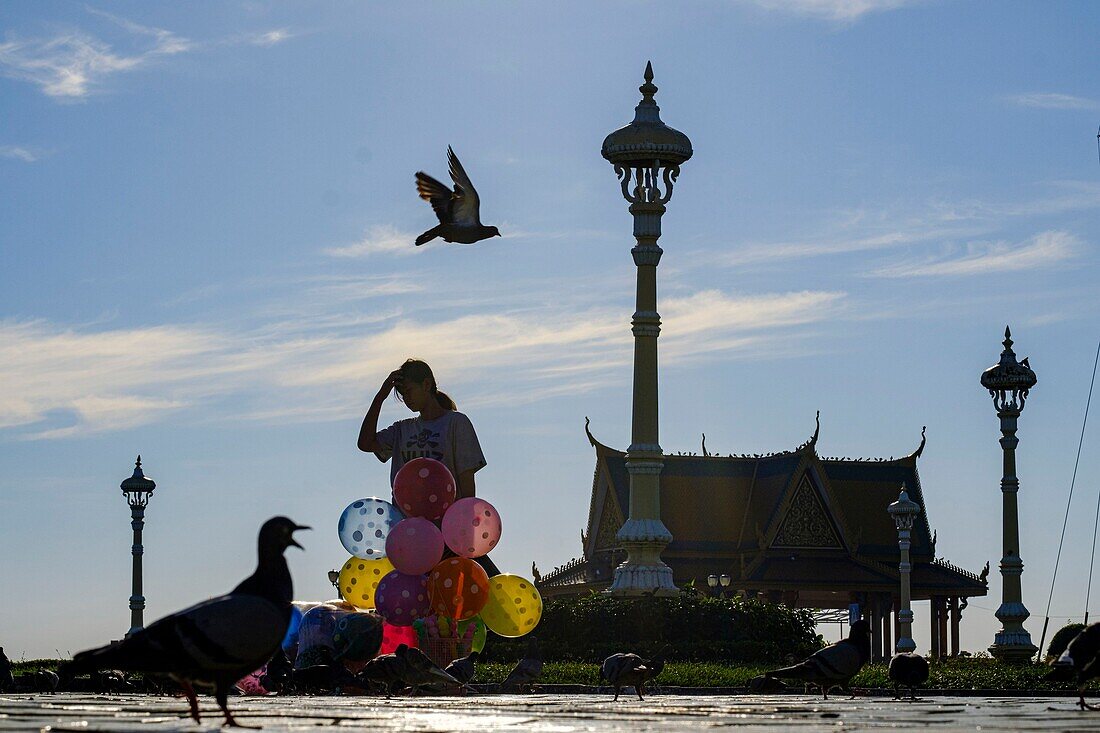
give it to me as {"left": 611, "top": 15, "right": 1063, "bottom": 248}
{"left": 1, "top": 693, "right": 1096, "bottom": 732}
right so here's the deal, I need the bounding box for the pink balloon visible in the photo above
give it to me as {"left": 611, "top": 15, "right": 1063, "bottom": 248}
{"left": 441, "top": 497, "right": 502, "bottom": 558}
{"left": 379, "top": 621, "right": 419, "bottom": 655}
{"left": 392, "top": 458, "right": 456, "bottom": 521}
{"left": 385, "top": 517, "right": 445, "bottom": 575}
{"left": 374, "top": 570, "right": 431, "bottom": 627}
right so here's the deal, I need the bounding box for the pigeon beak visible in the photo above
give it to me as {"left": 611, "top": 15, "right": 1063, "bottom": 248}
{"left": 290, "top": 525, "right": 311, "bottom": 549}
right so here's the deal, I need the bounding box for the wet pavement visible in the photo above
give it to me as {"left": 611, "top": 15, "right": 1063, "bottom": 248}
{"left": 1, "top": 692, "right": 1095, "bottom": 731}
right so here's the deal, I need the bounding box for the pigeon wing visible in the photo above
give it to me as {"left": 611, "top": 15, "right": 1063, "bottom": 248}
{"left": 446, "top": 146, "right": 482, "bottom": 226}
{"left": 415, "top": 172, "right": 455, "bottom": 225}
{"left": 805, "top": 639, "right": 863, "bottom": 681}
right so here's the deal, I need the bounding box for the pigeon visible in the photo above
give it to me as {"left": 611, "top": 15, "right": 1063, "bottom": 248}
{"left": 888, "top": 653, "right": 929, "bottom": 700}
{"left": 62, "top": 516, "right": 308, "bottom": 727}
{"left": 764, "top": 619, "right": 871, "bottom": 699}
{"left": 289, "top": 661, "right": 356, "bottom": 695}
{"left": 502, "top": 636, "right": 543, "bottom": 692}
{"left": 355, "top": 644, "right": 458, "bottom": 697}
{"left": 259, "top": 648, "right": 292, "bottom": 694}
{"left": 0, "top": 647, "right": 13, "bottom": 692}
{"left": 600, "top": 653, "right": 651, "bottom": 701}
{"left": 444, "top": 650, "right": 479, "bottom": 685}
{"left": 748, "top": 675, "right": 788, "bottom": 693}
{"left": 32, "top": 669, "right": 59, "bottom": 693}
{"left": 414, "top": 147, "right": 501, "bottom": 246}
{"left": 1045, "top": 622, "right": 1100, "bottom": 710}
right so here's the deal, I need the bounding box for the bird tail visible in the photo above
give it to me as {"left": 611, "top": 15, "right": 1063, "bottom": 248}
{"left": 415, "top": 226, "right": 443, "bottom": 246}
{"left": 764, "top": 662, "right": 817, "bottom": 680}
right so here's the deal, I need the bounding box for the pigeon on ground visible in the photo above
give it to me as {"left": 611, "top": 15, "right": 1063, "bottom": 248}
{"left": 0, "top": 647, "right": 12, "bottom": 692}
{"left": 355, "top": 644, "right": 458, "bottom": 697}
{"left": 888, "top": 653, "right": 929, "bottom": 700}
{"left": 600, "top": 653, "right": 651, "bottom": 701}
{"left": 1045, "top": 622, "right": 1100, "bottom": 710}
{"left": 444, "top": 650, "right": 479, "bottom": 685}
{"left": 62, "top": 516, "right": 308, "bottom": 727}
{"left": 289, "top": 661, "right": 356, "bottom": 695}
{"left": 414, "top": 147, "right": 501, "bottom": 246}
{"left": 502, "top": 636, "right": 543, "bottom": 692}
{"left": 259, "top": 648, "right": 292, "bottom": 694}
{"left": 32, "top": 669, "right": 59, "bottom": 693}
{"left": 748, "top": 675, "right": 788, "bottom": 693}
{"left": 764, "top": 619, "right": 871, "bottom": 699}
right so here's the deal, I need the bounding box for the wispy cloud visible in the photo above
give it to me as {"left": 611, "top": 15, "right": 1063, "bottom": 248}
{"left": 0, "top": 285, "right": 845, "bottom": 438}
{"left": 325, "top": 225, "right": 420, "bottom": 258}
{"left": 0, "top": 8, "right": 292, "bottom": 100}
{"left": 0, "top": 145, "right": 39, "bottom": 162}
{"left": 738, "top": 0, "right": 918, "bottom": 22}
{"left": 1005, "top": 93, "right": 1100, "bottom": 110}
{"left": 869, "top": 230, "right": 1080, "bottom": 278}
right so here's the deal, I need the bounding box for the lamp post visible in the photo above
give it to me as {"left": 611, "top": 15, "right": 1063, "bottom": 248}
{"left": 719, "top": 574, "right": 731, "bottom": 598}
{"left": 981, "top": 326, "right": 1038, "bottom": 662}
{"left": 119, "top": 456, "right": 155, "bottom": 636}
{"left": 888, "top": 485, "right": 920, "bottom": 653}
{"left": 602, "top": 62, "right": 692, "bottom": 596}
{"left": 707, "top": 574, "right": 719, "bottom": 596}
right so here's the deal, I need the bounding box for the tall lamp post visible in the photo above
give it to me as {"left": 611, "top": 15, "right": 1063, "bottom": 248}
{"left": 888, "top": 485, "right": 920, "bottom": 653}
{"left": 981, "top": 326, "right": 1038, "bottom": 662}
{"left": 601, "top": 62, "right": 692, "bottom": 596}
{"left": 120, "top": 456, "right": 156, "bottom": 636}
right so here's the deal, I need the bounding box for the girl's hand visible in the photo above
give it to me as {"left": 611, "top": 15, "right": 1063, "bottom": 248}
{"left": 381, "top": 369, "right": 403, "bottom": 396}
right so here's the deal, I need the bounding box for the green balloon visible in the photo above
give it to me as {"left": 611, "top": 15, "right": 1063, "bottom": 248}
{"left": 457, "top": 615, "right": 487, "bottom": 653}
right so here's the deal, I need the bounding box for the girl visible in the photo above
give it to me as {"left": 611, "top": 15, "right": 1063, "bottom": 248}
{"left": 358, "top": 359, "right": 500, "bottom": 574}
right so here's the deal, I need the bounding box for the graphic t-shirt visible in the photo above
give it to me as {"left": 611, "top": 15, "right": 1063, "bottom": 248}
{"left": 374, "top": 410, "right": 487, "bottom": 487}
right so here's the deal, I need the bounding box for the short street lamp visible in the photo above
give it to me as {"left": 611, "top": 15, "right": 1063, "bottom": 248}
{"left": 328, "top": 569, "right": 341, "bottom": 599}
{"left": 120, "top": 456, "right": 156, "bottom": 636}
{"left": 888, "top": 485, "right": 920, "bottom": 653}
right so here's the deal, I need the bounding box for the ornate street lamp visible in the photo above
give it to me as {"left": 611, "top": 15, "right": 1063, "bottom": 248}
{"left": 602, "top": 62, "right": 692, "bottom": 596}
{"left": 328, "top": 569, "right": 341, "bottom": 599}
{"left": 888, "top": 485, "right": 921, "bottom": 653}
{"left": 981, "top": 326, "right": 1038, "bottom": 662}
{"left": 719, "top": 574, "right": 731, "bottom": 597}
{"left": 119, "top": 456, "right": 155, "bottom": 636}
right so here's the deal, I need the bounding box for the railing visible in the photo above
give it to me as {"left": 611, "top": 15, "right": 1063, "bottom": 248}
{"left": 537, "top": 557, "right": 587, "bottom": 587}
{"left": 931, "top": 557, "right": 985, "bottom": 584}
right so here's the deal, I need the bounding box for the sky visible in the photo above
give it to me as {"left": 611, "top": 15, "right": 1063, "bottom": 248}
{"left": 1, "top": 0, "right": 1098, "bottom": 661}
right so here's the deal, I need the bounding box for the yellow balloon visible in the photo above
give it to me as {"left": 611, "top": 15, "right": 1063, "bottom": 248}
{"left": 338, "top": 555, "right": 394, "bottom": 610}
{"left": 481, "top": 574, "right": 542, "bottom": 637}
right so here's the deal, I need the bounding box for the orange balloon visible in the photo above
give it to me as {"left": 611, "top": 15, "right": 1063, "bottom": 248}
{"left": 428, "top": 557, "right": 489, "bottom": 621}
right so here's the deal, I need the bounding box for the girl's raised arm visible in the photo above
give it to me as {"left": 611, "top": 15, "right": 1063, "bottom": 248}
{"left": 357, "top": 370, "right": 402, "bottom": 453}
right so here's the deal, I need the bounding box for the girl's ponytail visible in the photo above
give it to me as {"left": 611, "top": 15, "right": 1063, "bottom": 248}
{"left": 434, "top": 389, "right": 456, "bottom": 411}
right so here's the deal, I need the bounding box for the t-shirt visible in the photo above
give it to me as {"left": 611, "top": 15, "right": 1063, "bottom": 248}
{"left": 374, "top": 411, "right": 487, "bottom": 487}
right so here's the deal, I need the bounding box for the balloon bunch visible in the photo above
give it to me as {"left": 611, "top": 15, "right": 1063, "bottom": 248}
{"left": 334, "top": 457, "right": 542, "bottom": 647}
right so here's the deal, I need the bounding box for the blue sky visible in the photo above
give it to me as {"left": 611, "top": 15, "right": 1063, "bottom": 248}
{"left": 1, "top": 0, "right": 1098, "bottom": 660}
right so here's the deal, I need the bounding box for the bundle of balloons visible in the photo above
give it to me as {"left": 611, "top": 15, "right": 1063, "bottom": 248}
{"left": 335, "top": 457, "right": 542, "bottom": 651}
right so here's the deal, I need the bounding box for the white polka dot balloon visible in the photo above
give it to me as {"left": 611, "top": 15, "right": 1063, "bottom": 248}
{"left": 441, "top": 497, "right": 502, "bottom": 558}
{"left": 338, "top": 497, "right": 405, "bottom": 560}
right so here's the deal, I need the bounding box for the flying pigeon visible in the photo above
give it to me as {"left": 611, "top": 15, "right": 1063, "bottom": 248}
{"left": 444, "top": 650, "right": 479, "bottom": 685}
{"left": 63, "top": 516, "right": 308, "bottom": 727}
{"left": 414, "top": 147, "right": 501, "bottom": 246}
{"left": 502, "top": 636, "right": 542, "bottom": 692}
{"left": 600, "top": 653, "right": 651, "bottom": 701}
{"left": 764, "top": 619, "right": 871, "bottom": 699}
{"left": 888, "top": 653, "right": 929, "bottom": 700}
{"left": 1045, "top": 622, "right": 1100, "bottom": 710}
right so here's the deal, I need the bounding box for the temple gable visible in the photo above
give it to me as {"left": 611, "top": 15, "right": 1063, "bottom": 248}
{"left": 771, "top": 474, "right": 843, "bottom": 549}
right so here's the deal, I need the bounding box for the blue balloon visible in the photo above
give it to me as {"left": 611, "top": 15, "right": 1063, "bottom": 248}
{"left": 338, "top": 497, "right": 405, "bottom": 560}
{"left": 281, "top": 604, "right": 304, "bottom": 651}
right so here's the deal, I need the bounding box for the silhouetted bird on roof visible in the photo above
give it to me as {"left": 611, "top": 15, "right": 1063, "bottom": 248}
{"left": 888, "top": 653, "right": 929, "bottom": 700}
{"left": 502, "top": 636, "right": 542, "bottom": 692}
{"left": 764, "top": 619, "right": 871, "bottom": 699}
{"left": 1046, "top": 622, "right": 1100, "bottom": 710}
{"left": 415, "top": 147, "right": 501, "bottom": 246}
{"left": 63, "top": 516, "right": 308, "bottom": 727}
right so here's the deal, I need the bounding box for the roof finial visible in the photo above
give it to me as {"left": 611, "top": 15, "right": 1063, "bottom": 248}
{"left": 1003, "top": 325, "right": 1013, "bottom": 350}
{"left": 702, "top": 433, "right": 709, "bottom": 457}
{"left": 135, "top": 455, "right": 142, "bottom": 469}
{"left": 913, "top": 426, "right": 927, "bottom": 458}
{"left": 639, "top": 61, "right": 657, "bottom": 102}
{"left": 810, "top": 410, "right": 820, "bottom": 447}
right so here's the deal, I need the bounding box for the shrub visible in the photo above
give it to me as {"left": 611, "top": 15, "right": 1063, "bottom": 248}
{"left": 484, "top": 590, "right": 822, "bottom": 663}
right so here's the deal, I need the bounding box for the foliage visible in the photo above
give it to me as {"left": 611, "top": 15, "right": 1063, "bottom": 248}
{"left": 1046, "top": 623, "right": 1085, "bottom": 660}
{"left": 484, "top": 591, "right": 822, "bottom": 663}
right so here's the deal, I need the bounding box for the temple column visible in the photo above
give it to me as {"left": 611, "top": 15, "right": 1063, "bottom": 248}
{"left": 950, "top": 596, "right": 961, "bottom": 657}
{"left": 938, "top": 596, "right": 949, "bottom": 658}
{"left": 893, "top": 598, "right": 901, "bottom": 650}
{"left": 930, "top": 597, "right": 941, "bottom": 659}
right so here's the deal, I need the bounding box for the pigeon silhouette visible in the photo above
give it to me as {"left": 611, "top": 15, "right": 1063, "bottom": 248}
{"left": 444, "top": 650, "right": 479, "bottom": 685}
{"left": 0, "top": 647, "right": 13, "bottom": 692}
{"left": 63, "top": 516, "right": 308, "bottom": 727}
{"left": 888, "top": 653, "right": 929, "bottom": 700}
{"left": 502, "top": 636, "right": 542, "bottom": 692}
{"left": 414, "top": 147, "right": 501, "bottom": 246}
{"left": 764, "top": 619, "right": 871, "bottom": 699}
{"left": 600, "top": 653, "right": 651, "bottom": 701}
{"left": 1046, "top": 622, "right": 1100, "bottom": 710}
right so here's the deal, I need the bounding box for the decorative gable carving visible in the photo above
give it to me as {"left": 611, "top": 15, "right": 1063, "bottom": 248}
{"left": 771, "top": 475, "right": 842, "bottom": 549}
{"left": 594, "top": 491, "right": 623, "bottom": 551}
